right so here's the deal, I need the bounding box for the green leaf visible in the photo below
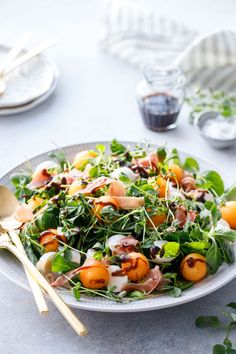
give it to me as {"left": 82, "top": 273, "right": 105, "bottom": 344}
{"left": 182, "top": 241, "right": 210, "bottom": 253}
{"left": 89, "top": 166, "right": 99, "bottom": 178}
{"left": 216, "top": 237, "right": 234, "bottom": 264}
{"left": 206, "top": 202, "right": 219, "bottom": 226}
{"left": 202, "top": 171, "right": 225, "bottom": 196}
{"left": 206, "top": 241, "right": 222, "bottom": 274}
{"left": 93, "top": 250, "right": 103, "bottom": 261}
{"left": 163, "top": 242, "right": 180, "bottom": 258}
{"left": 157, "top": 145, "right": 167, "bottom": 162}
{"left": 169, "top": 287, "right": 182, "bottom": 298}
{"left": 224, "top": 185, "right": 236, "bottom": 201}
{"left": 73, "top": 282, "right": 81, "bottom": 301}
{"left": 129, "top": 291, "right": 145, "bottom": 299}
{"left": 73, "top": 287, "right": 81, "bottom": 300}
{"left": 231, "top": 313, "right": 236, "bottom": 322}
{"left": 96, "top": 144, "right": 106, "bottom": 153}
{"left": 100, "top": 205, "right": 119, "bottom": 221}
{"left": 183, "top": 157, "right": 200, "bottom": 172}
{"left": 35, "top": 205, "right": 59, "bottom": 231}
{"left": 24, "top": 243, "right": 39, "bottom": 265}
{"left": 119, "top": 174, "right": 131, "bottom": 183}
{"left": 226, "top": 349, "right": 236, "bottom": 354}
{"left": 10, "top": 172, "right": 33, "bottom": 202}
{"left": 92, "top": 242, "right": 104, "bottom": 250}
{"left": 51, "top": 253, "right": 78, "bottom": 273}
{"left": 11, "top": 172, "right": 31, "bottom": 186}
{"left": 170, "top": 148, "right": 181, "bottom": 165}
{"left": 213, "top": 344, "right": 226, "bottom": 354}
{"left": 196, "top": 316, "right": 220, "bottom": 328}
{"left": 205, "top": 201, "right": 215, "bottom": 210}
{"left": 110, "top": 139, "right": 127, "bottom": 155}
{"left": 227, "top": 303, "right": 236, "bottom": 310}
{"left": 224, "top": 338, "right": 232, "bottom": 349}
{"left": 175, "top": 279, "right": 193, "bottom": 290}
{"left": 215, "top": 229, "right": 236, "bottom": 242}
{"left": 48, "top": 150, "right": 69, "bottom": 170}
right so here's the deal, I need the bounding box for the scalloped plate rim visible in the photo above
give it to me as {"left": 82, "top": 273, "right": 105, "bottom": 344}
{"left": 0, "top": 140, "right": 235, "bottom": 313}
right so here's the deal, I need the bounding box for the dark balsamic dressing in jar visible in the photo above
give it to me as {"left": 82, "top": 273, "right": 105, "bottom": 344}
{"left": 137, "top": 63, "right": 185, "bottom": 131}
{"left": 138, "top": 92, "right": 180, "bottom": 131}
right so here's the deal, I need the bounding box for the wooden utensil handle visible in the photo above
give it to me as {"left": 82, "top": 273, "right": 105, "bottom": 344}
{"left": 4, "top": 241, "right": 88, "bottom": 336}
{"left": 8, "top": 230, "right": 48, "bottom": 315}
{"left": 0, "top": 32, "right": 32, "bottom": 74}
{"left": 4, "top": 37, "right": 58, "bottom": 74}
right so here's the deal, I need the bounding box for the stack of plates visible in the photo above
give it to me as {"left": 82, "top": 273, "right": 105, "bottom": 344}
{"left": 0, "top": 44, "right": 58, "bottom": 115}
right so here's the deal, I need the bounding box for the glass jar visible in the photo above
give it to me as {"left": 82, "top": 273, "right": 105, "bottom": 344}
{"left": 136, "top": 62, "right": 185, "bottom": 131}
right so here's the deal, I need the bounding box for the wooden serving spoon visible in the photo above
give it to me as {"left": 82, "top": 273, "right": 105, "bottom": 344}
{"left": 0, "top": 185, "right": 88, "bottom": 336}
{"left": 0, "top": 185, "right": 48, "bottom": 314}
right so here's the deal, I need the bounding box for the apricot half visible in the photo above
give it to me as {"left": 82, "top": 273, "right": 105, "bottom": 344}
{"left": 147, "top": 213, "right": 166, "bottom": 228}
{"left": 220, "top": 201, "right": 236, "bottom": 229}
{"left": 80, "top": 259, "right": 109, "bottom": 289}
{"left": 180, "top": 253, "right": 207, "bottom": 282}
{"left": 39, "top": 229, "right": 67, "bottom": 252}
{"left": 168, "top": 163, "right": 183, "bottom": 185}
{"left": 121, "top": 252, "right": 150, "bottom": 282}
{"left": 27, "top": 197, "right": 44, "bottom": 210}
{"left": 74, "top": 150, "right": 97, "bottom": 170}
{"left": 156, "top": 176, "right": 168, "bottom": 198}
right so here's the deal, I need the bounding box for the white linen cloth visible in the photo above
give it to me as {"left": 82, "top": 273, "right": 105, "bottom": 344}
{"left": 100, "top": 0, "right": 236, "bottom": 91}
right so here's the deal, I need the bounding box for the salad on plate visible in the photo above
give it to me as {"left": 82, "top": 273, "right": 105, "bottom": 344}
{"left": 10, "top": 140, "right": 236, "bottom": 302}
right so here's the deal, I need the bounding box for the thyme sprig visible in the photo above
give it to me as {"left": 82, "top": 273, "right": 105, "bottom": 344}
{"left": 196, "top": 303, "right": 236, "bottom": 353}
{"left": 186, "top": 88, "right": 236, "bottom": 123}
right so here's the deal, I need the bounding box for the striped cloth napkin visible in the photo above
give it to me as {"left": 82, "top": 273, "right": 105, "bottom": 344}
{"left": 100, "top": 1, "right": 236, "bottom": 92}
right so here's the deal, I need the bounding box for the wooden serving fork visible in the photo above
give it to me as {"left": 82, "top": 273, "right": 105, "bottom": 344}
{"left": 0, "top": 185, "right": 87, "bottom": 336}
{"left": 0, "top": 229, "right": 87, "bottom": 336}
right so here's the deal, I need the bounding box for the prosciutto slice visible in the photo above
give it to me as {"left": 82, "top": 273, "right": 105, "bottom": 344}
{"left": 79, "top": 176, "right": 112, "bottom": 194}
{"left": 50, "top": 268, "right": 80, "bottom": 288}
{"left": 175, "top": 206, "right": 187, "bottom": 228}
{"left": 181, "top": 175, "right": 196, "bottom": 192}
{"left": 28, "top": 168, "right": 52, "bottom": 189}
{"left": 121, "top": 266, "right": 163, "bottom": 294}
{"left": 136, "top": 151, "right": 158, "bottom": 170}
{"left": 188, "top": 210, "right": 197, "bottom": 223}
{"left": 108, "top": 180, "right": 126, "bottom": 197}
{"left": 175, "top": 206, "right": 197, "bottom": 228}
{"left": 113, "top": 235, "right": 139, "bottom": 255}
{"left": 64, "top": 167, "right": 91, "bottom": 184}
{"left": 113, "top": 196, "right": 145, "bottom": 209}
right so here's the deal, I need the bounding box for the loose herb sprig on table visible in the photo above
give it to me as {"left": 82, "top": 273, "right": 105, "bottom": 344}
{"left": 186, "top": 88, "right": 236, "bottom": 123}
{"left": 196, "top": 303, "right": 236, "bottom": 353}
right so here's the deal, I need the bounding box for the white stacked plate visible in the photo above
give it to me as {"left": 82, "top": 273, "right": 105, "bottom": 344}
{"left": 0, "top": 44, "right": 58, "bottom": 115}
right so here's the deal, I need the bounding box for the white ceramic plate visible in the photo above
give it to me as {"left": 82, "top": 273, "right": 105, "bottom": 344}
{"left": 0, "top": 72, "right": 58, "bottom": 116}
{"left": 0, "top": 141, "right": 235, "bottom": 312}
{"left": 0, "top": 44, "right": 58, "bottom": 113}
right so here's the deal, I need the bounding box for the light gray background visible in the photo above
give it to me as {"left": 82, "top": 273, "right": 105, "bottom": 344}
{"left": 0, "top": 1, "right": 236, "bottom": 353}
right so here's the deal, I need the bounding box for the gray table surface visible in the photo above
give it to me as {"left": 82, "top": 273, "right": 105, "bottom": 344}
{"left": 1, "top": 1, "right": 236, "bottom": 353}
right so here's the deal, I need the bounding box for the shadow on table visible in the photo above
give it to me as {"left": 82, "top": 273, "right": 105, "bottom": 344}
{"left": 69, "top": 279, "right": 236, "bottom": 354}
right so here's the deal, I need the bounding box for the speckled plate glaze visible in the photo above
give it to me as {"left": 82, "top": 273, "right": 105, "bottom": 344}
{"left": 0, "top": 141, "right": 235, "bottom": 312}
{"left": 0, "top": 44, "right": 58, "bottom": 113}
